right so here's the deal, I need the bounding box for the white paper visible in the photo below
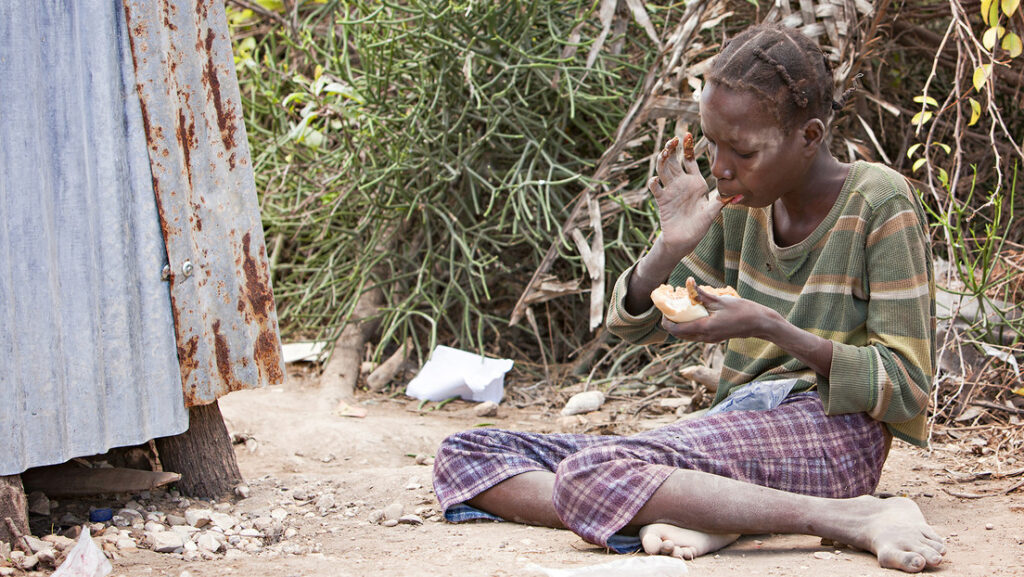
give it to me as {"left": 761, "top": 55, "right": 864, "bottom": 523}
{"left": 405, "top": 345, "right": 513, "bottom": 404}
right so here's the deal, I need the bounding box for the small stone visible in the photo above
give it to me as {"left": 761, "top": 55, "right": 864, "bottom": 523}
{"left": 292, "top": 489, "right": 310, "bottom": 501}
{"left": 0, "top": 567, "right": 15, "bottom": 576}
{"left": 148, "top": 531, "right": 185, "bottom": 553}
{"left": 398, "top": 514, "right": 423, "bottom": 525}
{"left": 368, "top": 509, "right": 385, "bottom": 524}
{"left": 196, "top": 533, "right": 223, "bottom": 553}
{"left": 315, "top": 494, "right": 336, "bottom": 514}
{"left": 404, "top": 477, "right": 422, "bottom": 490}
{"left": 813, "top": 551, "right": 835, "bottom": 560}
{"left": 472, "top": 401, "right": 499, "bottom": 418}
{"left": 144, "top": 521, "right": 165, "bottom": 533}
{"left": 234, "top": 485, "right": 251, "bottom": 499}
{"left": 986, "top": 523, "right": 995, "bottom": 530}
{"left": 239, "top": 528, "right": 261, "bottom": 538}
{"left": 166, "top": 514, "right": 187, "bottom": 526}
{"left": 383, "top": 502, "right": 404, "bottom": 520}
{"left": 283, "top": 527, "right": 298, "bottom": 539}
{"left": 209, "top": 512, "right": 237, "bottom": 531}
{"left": 270, "top": 508, "right": 288, "bottom": 521}
{"left": 42, "top": 534, "right": 75, "bottom": 552}
{"left": 27, "top": 491, "right": 51, "bottom": 516}
{"left": 18, "top": 554, "right": 39, "bottom": 570}
{"left": 185, "top": 508, "right": 212, "bottom": 528}
{"left": 560, "top": 390, "right": 605, "bottom": 416}
{"left": 22, "top": 536, "right": 49, "bottom": 554}
{"left": 36, "top": 549, "right": 57, "bottom": 566}
{"left": 381, "top": 519, "right": 399, "bottom": 527}
{"left": 116, "top": 537, "right": 138, "bottom": 551}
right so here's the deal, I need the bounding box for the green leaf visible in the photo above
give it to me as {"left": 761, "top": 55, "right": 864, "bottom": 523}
{"left": 1003, "top": 32, "right": 1023, "bottom": 58}
{"left": 989, "top": 0, "right": 1001, "bottom": 23}
{"left": 913, "top": 158, "right": 928, "bottom": 172}
{"left": 936, "top": 142, "right": 952, "bottom": 155}
{"left": 907, "top": 143, "right": 923, "bottom": 159}
{"left": 969, "top": 97, "right": 982, "bottom": 126}
{"left": 913, "top": 95, "right": 938, "bottom": 107}
{"left": 254, "top": 0, "right": 285, "bottom": 12}
{"left": 982, "top": 0, "right": 995, "bottom": 24}
{"left": 973, "top": 64, "right": 993, "bottom": 92}
{"left": 911, "top": 111, "right": 933, "bottom": 126}
{"left": 938, "top": 168, "right": 949, "bottom": 190}
{"left": 1003, "top": 0, "right": 1021, "bottom": 17}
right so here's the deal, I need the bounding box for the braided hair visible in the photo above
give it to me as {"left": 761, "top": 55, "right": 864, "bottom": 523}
{"left": 706, "top": 23, "right": 853, "bottom": 131}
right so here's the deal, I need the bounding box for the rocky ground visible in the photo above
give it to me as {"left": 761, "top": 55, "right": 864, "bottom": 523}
{"left": 3, "top": 368, "right": 1024, "bottom": 576}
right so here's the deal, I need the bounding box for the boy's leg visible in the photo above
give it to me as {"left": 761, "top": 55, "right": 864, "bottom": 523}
{"left": 432, "top": 428, "right": 615, "bottom": 525}
{"left": 632, "top": 470, "right": 944, "bottom": 573}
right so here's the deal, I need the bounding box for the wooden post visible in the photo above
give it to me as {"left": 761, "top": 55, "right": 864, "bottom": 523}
{"left": 155, "top": 400, "right": 241, "bottom": 498}
{"left": 0, "top": 475, "right": 29, "bottom": 549}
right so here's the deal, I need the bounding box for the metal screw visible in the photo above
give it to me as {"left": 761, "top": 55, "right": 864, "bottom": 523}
{"left": 182, "top": 260, "right": 194, "bottom": 278}
{"left": 161, "top": 265, "right": 171, "bottom": 281}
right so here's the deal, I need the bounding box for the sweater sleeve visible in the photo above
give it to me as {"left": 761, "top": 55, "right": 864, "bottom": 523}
{"left": 821, "top": 193, "right": 935, "bottom": 426}
{"left": 606, "top": 214, "right": 728, "bottom": 344}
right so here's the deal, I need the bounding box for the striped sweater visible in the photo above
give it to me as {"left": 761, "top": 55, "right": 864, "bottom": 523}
{"left": 607, "top": 161, "right": 936, "bottom": 447}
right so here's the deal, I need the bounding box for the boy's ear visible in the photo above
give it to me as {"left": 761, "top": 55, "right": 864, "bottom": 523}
{"left": 800, "top": 118, "right": 826, "bottom": 154}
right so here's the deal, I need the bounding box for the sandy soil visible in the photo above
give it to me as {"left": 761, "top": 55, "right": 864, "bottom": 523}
{"left": 84, "top": 372, "right": 1024, "bottom": 576}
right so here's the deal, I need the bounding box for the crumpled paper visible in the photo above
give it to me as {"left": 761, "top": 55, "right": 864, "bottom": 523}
{"left": 405, "top": 345, "right": 513, "bottom": 404}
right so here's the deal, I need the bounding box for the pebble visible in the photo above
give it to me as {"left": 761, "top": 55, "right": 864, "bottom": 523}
{"left": 473, "top": 401, "right": 499, "bottom": 417}
{"left": 383, "top": 502, "right": 404, "bottom": 520}
{"left": 185, "top": 508, "right": 213, "bottom": 528}
{"left": 381, "top": 519, "right": 399, "bottom": 527}
{"left": 560, "top": 391, "right": 605, "bottom": 416}
{"left": 148, "top": 531, "right": 185, "bottom": 553}
{"left": 235, "top": 485, "right": 251, "bottom": 499}
{"left": 398, "top": 514, "right": 423, "bottom": 525}
{"left": 813, "top": 551, "right": 835, "bottom": 560}
{"left": 986, "top": 523, "right": 995, "bottom": 530}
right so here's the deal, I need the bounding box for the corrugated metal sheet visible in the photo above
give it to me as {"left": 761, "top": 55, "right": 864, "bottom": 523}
{"left": 122, "top": 0, "right": 285, "bottom": 405}
{"left": 0, "top": 0, "right": 285, "bottom": 476}
{"left": 0, "top": 0, "right": 187, "bottom": 476}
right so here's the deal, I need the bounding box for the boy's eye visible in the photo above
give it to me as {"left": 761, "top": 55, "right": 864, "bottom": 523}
{"left": 735, "top": 150, "right": 755, "bottom": 159}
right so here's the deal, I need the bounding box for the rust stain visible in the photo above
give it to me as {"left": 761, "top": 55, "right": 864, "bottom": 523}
{"left": 175, "top": 106, "right": 195, "bottom": 188}
{"left": 254, "top": 327, "right": 284, "bottom": 385}
{"left": 240, "top": 232, "right": 273, "bottom": 319}
{"left": 176, "top": 334, "right": 200, "bottom": 403}
{"left": 212, "top": 320, "right": 243, "bottom": 392}
{"left": 200, "top": 27, "right": 238, "bottom": 168}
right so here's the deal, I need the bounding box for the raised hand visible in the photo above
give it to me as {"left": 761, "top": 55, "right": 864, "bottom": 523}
{"left": 647, "top": 134, "right": 724, "bottom": 250}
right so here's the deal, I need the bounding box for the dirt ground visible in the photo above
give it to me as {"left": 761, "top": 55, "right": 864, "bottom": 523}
{"left": 49, "top": 369, "right": 1024, "bottom": 576}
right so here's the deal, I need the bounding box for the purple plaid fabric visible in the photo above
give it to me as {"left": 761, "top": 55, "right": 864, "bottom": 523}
{"left": 432, "top": 392, "right": 887, "bottom": 551}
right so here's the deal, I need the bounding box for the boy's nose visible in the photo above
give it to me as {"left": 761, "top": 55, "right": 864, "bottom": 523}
{"left": 710, "top": 153, "right": 732, "bottom": 181}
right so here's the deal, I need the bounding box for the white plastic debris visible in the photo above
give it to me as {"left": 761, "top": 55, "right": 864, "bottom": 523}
{"left": 560, "top": 390, "right": 605, "bottom": 416}
{"left": 51, "top": 527, "right": 112, "bottom": 577}
{"left": 281, "top": 341, "right": 330, "bottom": 363}
{"left": 405, "top": 345, "right": 513, "bottom": 404}
{"left": 525, "top": 556, "right": 688, "bottom": 577}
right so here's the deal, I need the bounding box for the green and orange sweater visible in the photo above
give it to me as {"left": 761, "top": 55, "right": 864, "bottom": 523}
{"left": 607, "top": 161, "right": 936, "bottom": 447}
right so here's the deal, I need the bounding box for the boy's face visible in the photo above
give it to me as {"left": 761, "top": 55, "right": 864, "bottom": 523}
{"left": 699, "top": 82, "right": 810, "bottom": 208}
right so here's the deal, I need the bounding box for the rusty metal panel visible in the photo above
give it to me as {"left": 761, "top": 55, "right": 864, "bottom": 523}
{"left": 0, "top": 1, "right": 188, "bottom": 476}
{"left": 121, "top": 0, "right": 285, "bottom": 405}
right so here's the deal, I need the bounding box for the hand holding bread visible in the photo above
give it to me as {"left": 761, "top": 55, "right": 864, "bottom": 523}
{"left": 651, "top": 277, "right": 740, "bottom": 323}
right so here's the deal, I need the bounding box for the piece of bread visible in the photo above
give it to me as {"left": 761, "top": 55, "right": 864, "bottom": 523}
{"left": 651, "top": 278, "right": 740, "bottom": 323}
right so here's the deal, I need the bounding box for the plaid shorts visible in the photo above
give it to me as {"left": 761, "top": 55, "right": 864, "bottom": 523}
{"left": 432, "top": 391, "right": 887, "bottom": 552}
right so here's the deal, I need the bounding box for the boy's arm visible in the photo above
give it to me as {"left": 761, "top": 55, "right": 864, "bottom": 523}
{"left": 817, "top": 195, "right": 935, "bottom": 424}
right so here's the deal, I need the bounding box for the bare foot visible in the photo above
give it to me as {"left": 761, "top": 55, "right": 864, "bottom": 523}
{"left": 849, "top": 496, "right": 946, "bottom": 573}
{"left": 638, "top": 524, "right": 739, "bottom": 560}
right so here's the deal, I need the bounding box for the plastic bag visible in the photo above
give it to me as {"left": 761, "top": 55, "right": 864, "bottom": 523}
{"left": 524, "top": 556, "right": 688, "bottom": 577}
{"left": 704, "top": 378, "right": 798, "bottom": 416}
{"left": 51, "top": 527, "right": 112, "bottom": 577}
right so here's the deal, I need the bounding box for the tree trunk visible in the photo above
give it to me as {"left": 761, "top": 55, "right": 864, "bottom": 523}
{"left": 155, "top": 400, "right": 241, "bottom": 498}
{"left": 0, "top": 475, "right": 29, "bottom": 549}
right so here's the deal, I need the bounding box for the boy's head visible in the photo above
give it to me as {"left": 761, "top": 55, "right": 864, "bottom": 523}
{"left": 706, "top": 23, "right": 842, "bottom": 133}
